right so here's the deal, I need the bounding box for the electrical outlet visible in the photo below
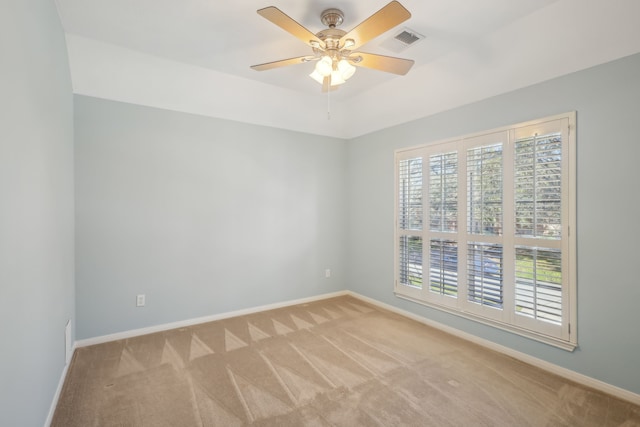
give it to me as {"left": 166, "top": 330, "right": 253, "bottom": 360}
{"left": 136, "top": 294, "right": 145, "bottom": 307}
{"left": 325, "top": 269, "right": 331, "bottom": 278}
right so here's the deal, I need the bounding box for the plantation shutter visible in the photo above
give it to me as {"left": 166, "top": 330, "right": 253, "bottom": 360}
{"left": 463, "top": 134, "right": 506, "bottom": 321}
{"left": 397, "top": 157, "right": 423, "bottom": 290}
{"left": 398, "top": 157, "right": 423, "bottom": 231}
{"left": 467, "top": 143, "right": 503, "bottom": 236}
{"left": 513, "top": 124, "right": 567, "bottom": 337}
{"left": 514, "top": 133, "right": 562, "bottom": 238}
{"left": 428, "top": 152, "right": 458, "bottom": 298}
{"left": 429, "top": 152, "right": 457, "bottom": 232}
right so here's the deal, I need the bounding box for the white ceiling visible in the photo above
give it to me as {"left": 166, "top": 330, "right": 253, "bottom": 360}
{"left": 55, "top": 0, "right": 640, "bottom": 139}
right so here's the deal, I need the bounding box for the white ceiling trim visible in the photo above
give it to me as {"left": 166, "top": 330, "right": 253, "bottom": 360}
{"left": 336, "top": 0, "right": 640, "bottom": 137}
{"left": 66, "top": 34, "right": 351, "bottom": 138}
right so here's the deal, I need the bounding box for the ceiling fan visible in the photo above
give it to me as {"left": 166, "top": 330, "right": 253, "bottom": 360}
{"left": 250, "top": 1, "right": 415, "bottom": 91}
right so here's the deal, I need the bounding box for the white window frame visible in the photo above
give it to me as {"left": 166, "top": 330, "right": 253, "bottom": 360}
{"left": 394, "top": 112, "right": 577, "bottom": 351}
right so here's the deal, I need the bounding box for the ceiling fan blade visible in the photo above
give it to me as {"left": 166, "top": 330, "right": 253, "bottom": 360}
{"left": 257, "top": 6, "right": 324, "bottom": 48}
{"left": 251, "top": 56, "right": 315, "bottom": 71}
{"left": 340, "top": 1, "right": 411, "bottom": 50}
{"left": 353, "top": 52, "right": 414, "bottom": 75}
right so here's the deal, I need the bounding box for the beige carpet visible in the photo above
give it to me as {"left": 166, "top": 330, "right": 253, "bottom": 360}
{"left": 53, "top": 295, "right": 640, "bottom": 426}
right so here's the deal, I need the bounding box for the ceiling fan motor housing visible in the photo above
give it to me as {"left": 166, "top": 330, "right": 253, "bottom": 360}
{"left": 315, "top": 28, "right": 347, "bottom": 51}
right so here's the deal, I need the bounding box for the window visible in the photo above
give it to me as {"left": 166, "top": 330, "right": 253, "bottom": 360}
{"left": 395, "top": 113, "right": 576, "bottom": 350}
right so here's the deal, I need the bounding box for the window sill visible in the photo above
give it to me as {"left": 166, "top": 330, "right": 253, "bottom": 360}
{"left": 394, "top": 291, "right": 577, "bottom": 352}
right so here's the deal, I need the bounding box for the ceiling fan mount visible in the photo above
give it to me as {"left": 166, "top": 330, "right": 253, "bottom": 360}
{"left": 320, "top": 8, "right": 344, "bottom": 29}
{"left": 250, "top": 1, "right": 415, "bottom": 91}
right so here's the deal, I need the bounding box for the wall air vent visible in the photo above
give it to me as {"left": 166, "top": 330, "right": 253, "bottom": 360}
{"left": 380, "top": 27, "right": 425, "bottom": 53}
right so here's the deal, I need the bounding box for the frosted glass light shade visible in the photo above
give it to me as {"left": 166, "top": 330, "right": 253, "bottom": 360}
{"left": 315, "top": 56, "right": 333, "bottom": 77}
{"left": 338, "top": 59, "right": 356, "bottom": 80}
{"left": 309, "top": 69, "right": 325, "bottom": 84}
{"left": 330, "top": 70, "right": 345, "bottom": 86}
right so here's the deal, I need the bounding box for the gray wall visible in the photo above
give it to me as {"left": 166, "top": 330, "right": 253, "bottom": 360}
{"left": 0, "top": 1, "right": 75, "bottom": 426}
{"left": 347, "top": 52, "right": 640, "bottom": 395}
{"left": 74, "top": 97, "right": 347, "bottom": 339}
{"left": 75, "top": 53, "right": 640, "bottom": 396}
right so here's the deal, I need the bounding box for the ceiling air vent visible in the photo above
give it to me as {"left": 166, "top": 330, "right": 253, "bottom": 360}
{"left": 380, "top": 27, "right": 425, "bottom": 53}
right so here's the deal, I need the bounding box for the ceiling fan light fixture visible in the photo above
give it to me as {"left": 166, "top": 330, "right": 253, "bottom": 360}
{"left": 315, "top": 56, "right": 333, "bottom": 76}
{"left": 309, "top": 69, "right": 325, "bottom": 84}
{"left": 338, "top": 59, "right": 356, "bottom": 80}
{"left": 252, "top": 2, "right": 414, "bottom": 92}
{"left": 330, "top": 70, "right": 346, "bottom": 86}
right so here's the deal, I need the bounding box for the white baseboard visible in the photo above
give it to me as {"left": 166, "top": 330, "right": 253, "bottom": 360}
{"left": 75, "top": 290, "right": 348, "bottom": 348}
{"left": 44, "top": 341, "right": 77, "bottom": 427}
{"left": 347, "top": 291, "right": 640, "bottom": 406}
